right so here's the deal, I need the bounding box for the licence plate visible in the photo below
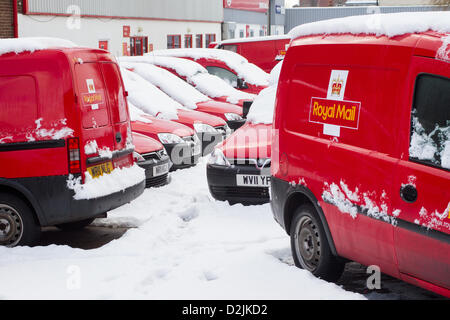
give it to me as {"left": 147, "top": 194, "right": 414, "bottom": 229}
{"left": 87, "top": 161, "right": 113, "bottom": 179}
{"left": 153, "top": 163, "right": 169, "bottom": 176}
{"left": 236, "top": 175, "right": 271, "bottom": 187}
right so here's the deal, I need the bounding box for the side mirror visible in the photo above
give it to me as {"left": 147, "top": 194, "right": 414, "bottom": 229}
{"left": 237, "top": 78, "right": 248, "bottom": 89}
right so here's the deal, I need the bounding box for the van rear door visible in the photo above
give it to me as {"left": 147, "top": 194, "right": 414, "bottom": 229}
{"left": 100, "top": 62, "right": 134, "bottom": 169}
{"left": 74, "top": 62, "right": 116, "bottom": 175}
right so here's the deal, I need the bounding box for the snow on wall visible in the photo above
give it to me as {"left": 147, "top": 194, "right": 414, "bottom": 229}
{"left": 67, "top": 164, "right": 145, "bottom": 200}
{"left": 288, "top": 11, "right": 450, "bottom": 39}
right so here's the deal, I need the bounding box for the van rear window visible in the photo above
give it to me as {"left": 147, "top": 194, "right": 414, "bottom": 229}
{"left": 0, "top": 75, "right": 37, "bottom": 134}
{"left": 101, "top": 63, "right": 128, "bottom": 124}
{"left": 409, "top": 74, "right": 450, "bottom": 170}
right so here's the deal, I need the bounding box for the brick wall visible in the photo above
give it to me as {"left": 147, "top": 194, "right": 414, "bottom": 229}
{"left": 0, "top": 0, "right": 14, "bottom": 38}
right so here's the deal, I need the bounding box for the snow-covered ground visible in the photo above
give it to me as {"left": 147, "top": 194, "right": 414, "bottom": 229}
{"left": 0, "top": 159, "right": 363, "bottom": 300}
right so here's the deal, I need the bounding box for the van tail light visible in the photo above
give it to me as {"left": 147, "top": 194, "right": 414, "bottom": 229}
{"left": 67, "top": 137, "right": 81, "bottom": 174}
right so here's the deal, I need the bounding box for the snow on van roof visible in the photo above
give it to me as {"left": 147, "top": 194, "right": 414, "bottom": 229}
{"left": 288, "top": 11, "right": 450, "bottom": 39}
{"left": 120, "top": 55, "right": 207, "bottom": 78}
{"left": 246, "top": 61, "right": 283, "bottom": 125}
{"left": 120, "top": 67, "right": 180, "bottom": 120}
{"left": 120, "top": 55, "right": 255, "bottom": 104}
{"left": 120, "top": 61, "right": 210, "bottom": 109}
{"left": 0, "top": 37, "right": 76, "bottom": 56}
{"left": 150, "top": 49, "right": 270, "bottom": 87}
{"left": 217, "top": 34, "right": 291, "bottom": 45}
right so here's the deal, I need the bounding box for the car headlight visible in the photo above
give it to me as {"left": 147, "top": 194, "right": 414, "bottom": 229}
{"left": 157, "top": 133, "right": 184, "bottom": 144}
{"left": 208, "top": 148, "right": 231, "bottom": 166}
{"left": 193, "top": 123, "right": 218, "bottom": 133}
{"left": 224, "top": 113, "right": 243, "bottom": 121}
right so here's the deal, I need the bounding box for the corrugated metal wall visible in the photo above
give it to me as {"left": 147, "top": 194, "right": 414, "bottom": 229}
{"left": 285, "top": 6, "right": 446, "bottom": 32}
{"left": 27, "top": 0, "right": 223, "bottom": 22}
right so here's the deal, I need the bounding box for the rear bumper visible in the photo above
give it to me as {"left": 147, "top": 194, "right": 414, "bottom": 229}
{"left": 206, "top": 163, "right": 270, "bottom": 205}
{"left": 164, "top": 142, "right": 201, "bottom": 170}
{"left": 137, "top": 156, "right": 171, "bottom": 188}
{"left": 12, "top": 174, "right": 145, "bottom": 227}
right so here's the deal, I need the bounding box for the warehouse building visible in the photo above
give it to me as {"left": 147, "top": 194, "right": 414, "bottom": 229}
{"left": 222, "top": 0, "right": 286, "bottom": 39}
{"left": 14, "top": 0, "right": 223, "bottom": 56}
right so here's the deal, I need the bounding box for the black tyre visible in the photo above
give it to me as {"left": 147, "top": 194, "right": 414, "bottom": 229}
{"left": 290, "top": 204, "right": 345, "bottom": 282}
{"left": 0, "top": 193, "right": 41, "bottom": 247}
{"left": 56, "top": 218, "right": 95, "bottom": 231}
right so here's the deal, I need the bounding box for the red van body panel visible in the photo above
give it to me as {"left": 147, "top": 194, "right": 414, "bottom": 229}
{"left": 132, "top": 132, "right": 163, "bottom": 154}
{"left": 271, "top": 32, "right": 450, "bottom": 296}
{"left": 0, "top": 47, "right": 144, "bottom": 228}
{"left": 217, "top": 37, "right": 291, "bottom": 73}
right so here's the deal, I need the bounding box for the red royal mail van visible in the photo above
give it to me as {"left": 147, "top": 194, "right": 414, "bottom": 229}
{"left": 212, "top": 35, "right": 291, "bottom": 73}
{"left": 271, "top": 14, "right": 450, "bottom": 297}
{"left": 0, "top": 39, "right": 145, "bottom": 246}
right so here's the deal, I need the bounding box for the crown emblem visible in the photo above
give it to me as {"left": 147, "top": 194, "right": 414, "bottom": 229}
{"left": 331, "top": 76, "right": 344, "bottom": 96}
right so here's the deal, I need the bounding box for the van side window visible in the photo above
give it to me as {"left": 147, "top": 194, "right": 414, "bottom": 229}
{"left": 222, "top": 45, "right": 237, "bottom": 53}
{"left": 409, "top": 74, "right": 450, "bottom": 170}
{"left": 0, "top": 75, "right": 37, "bottom": 135}
{"left": 206, "top": 66, "right": 238, "bottom": 87}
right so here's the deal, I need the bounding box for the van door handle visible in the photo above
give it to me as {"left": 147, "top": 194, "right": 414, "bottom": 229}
{"left": 116, "top": 132, "right": 122, "bottom": 143}
{"left": 400, "top": 184, "right": 417, "bottom": 203}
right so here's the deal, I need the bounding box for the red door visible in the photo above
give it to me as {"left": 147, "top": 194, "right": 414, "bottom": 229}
{"left": 392, "top": 56, "right": 450, "bottom": 290}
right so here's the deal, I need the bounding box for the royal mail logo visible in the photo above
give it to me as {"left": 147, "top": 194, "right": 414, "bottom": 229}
{"left": 82, "top": 92, "right": 104, "bottom": 106}
{"left": 331, "top": 76, "right": 344, "bottom": 97}
{"left": 309, "top": 97, "right": 361, "bottom": 130}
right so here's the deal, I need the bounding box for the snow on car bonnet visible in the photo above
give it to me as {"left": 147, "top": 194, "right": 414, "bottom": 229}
{"left": 120, "top": 67, "right": 180, "bottom": 120}
{"left": 288, "top": 11, "right": 450, "bottom": 39}
{"left": 120, "top": 55, "right": 207, "bottom": 78}
{"left": 0, "top": 37, "right": 76, "bottom": 56}
{"left": 246, "top": 61, "right": 283, "bottom": 125}
{"left": 120, "top": 55, "right": 255, "bottom": 105}
{"left": 120, "top": 61, "right": 210, "bottom": 109}
{"left": 151, "top": 48, "right": 270, "bottom": 87}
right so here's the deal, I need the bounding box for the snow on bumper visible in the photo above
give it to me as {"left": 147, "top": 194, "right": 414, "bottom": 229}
{"left": 67, "top": 164, "right": 146, "bottom": 200}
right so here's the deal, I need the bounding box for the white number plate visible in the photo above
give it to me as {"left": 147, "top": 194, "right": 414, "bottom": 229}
{"left": 153, "top": 163, "right": 169, "bottom": 177}
{"left": 236, "top": 175, "right": 271, "bottom": 187}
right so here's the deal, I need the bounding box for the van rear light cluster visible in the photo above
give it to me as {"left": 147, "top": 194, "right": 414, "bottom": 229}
{"left": 67, "top": 137, "right": 81, "bottom": 174}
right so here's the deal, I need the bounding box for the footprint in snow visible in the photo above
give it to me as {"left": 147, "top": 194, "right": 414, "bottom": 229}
{"left": 177, "top": 207, "right": 199, "bottom": 222}
{"left": 266, "top": 247, "right": 294, "bottom": 266}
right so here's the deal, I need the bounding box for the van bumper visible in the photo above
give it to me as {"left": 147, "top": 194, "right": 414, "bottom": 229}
{"left": 137, "top": 156, "right": 171, "bottom": 188}
{"left": 206, "top": 163, "right": 270, "bottom": 205}
{"left": 13, "top": 175, "right": 145, "bottom": 227}
{"left": 270, "top": 176, "right": 290, "bottom": 231}
{"left": 164, "top": 141, "right": 201, "bottom": 170}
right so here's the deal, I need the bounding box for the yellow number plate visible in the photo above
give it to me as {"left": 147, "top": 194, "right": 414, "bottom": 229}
{"left": 87, "top": 161, "right": 113, "bottom": 179}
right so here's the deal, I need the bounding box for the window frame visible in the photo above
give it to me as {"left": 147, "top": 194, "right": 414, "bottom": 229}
{"left": 205, "top": 34, "right": 216, "bottom": 47}
{"left": 167, "top": 34, "right": 181, "bottom": 49}
{"left": 184, "top": 34, "right": 193, "bottom": 48}
{"left": 195, "top": 34, "right": 203, "bottom": 48}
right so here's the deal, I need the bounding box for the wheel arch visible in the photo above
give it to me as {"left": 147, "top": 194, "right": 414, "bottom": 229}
{"left": 0, "top": 179, "right": 46, "bottom": 226}
{"left": 284, "top": 187, "right": 339, "bottom": 257}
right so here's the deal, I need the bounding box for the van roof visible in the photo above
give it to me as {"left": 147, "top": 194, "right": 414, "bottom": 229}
{"left": 288, "top": 11, "right": 450, "bottom": 39}
{"left": 290, "top": 31, "right": 449, "bottom": 61}
{"left": 0, "top": 37, "right": 76, "bottom": 56}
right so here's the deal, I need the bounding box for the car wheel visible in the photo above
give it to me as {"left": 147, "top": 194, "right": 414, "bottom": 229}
{"left": 0, "top": 193, "right": 41, "bottom": 247}
{"left": 56, "top": 218, "right": 96, "bottom": 231}
{"left": 290, "top": 204, "right": 345, "bottom": 282}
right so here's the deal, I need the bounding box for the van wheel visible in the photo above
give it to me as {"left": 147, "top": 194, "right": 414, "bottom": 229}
{"left": 0, "top": 193, "right": 41, "bottom": 247}
{"left": 290, "top": 204, "right": 345, "bottom": 282}
{"left": 56, "top": 218, "right": 95, "bottom": 231}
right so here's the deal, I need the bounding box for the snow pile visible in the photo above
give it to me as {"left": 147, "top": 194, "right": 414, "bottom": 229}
{"left": 409, "top": 116, "right": 450, "bottom": 169}
{"left": 120, "top": 62, "right": 209, "bottom": 109}
{"left": 0, "top": 161, "right": 363, "bottom": 300}
{"left": 120, "top": 55, "right": 255, "bottom": 105}
{"left": 26, "top": 118, "right": 73, "bottom": 142}
{"left": 120, "top": 67, "right": 180, "bottom": 120}
{"left": 151, "top": 48, "right": 270, "bottom": 87}
{"left": 0, "top": 37, "right": 76, "bottom": 56}
{"left": 127, "top": 101, "right": 152, "bottom": 124}
{"left": 67, "top": 164, "right": 145, "bottom": 200}
{"left": 246, "top": 61, "right": 283, "bottom": 124}
{"left": 288, "top": 11, "right": 450, "bottom": 39}
{"left": 84, "top": 140, "right": 98, "bottom": 155}
{"left": 436, "top": 35, "right": 450, "bottom": 61}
